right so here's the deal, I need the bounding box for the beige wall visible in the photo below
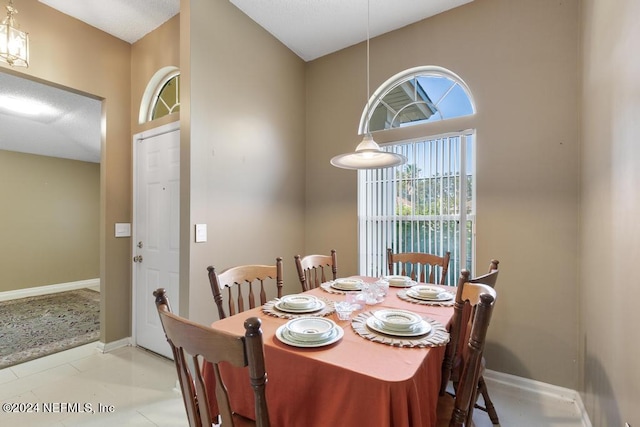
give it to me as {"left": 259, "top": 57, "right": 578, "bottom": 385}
{"left": 306, "top": 0, "right": 581, "bottom": 388}
{"left": 580, "top": 0, "right": 640, "bottom": 424}
{"left": 184, "top": 0, "right": 306, "bottom": 325}
{"left": 131, "top": 15, "right": 180, "bottom": 135}
{"left": 2, "top": 0, "right": 132, "bottom": 342}
{"left": 0, "top": 151, "right": 99, "bottom": 291}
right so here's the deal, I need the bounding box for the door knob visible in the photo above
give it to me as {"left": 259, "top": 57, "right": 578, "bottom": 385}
{"left": 133, "top": 255, "right": 143, "bottom": 263}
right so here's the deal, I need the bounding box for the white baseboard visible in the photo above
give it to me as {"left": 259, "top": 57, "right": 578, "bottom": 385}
{"left": 96, "top": 337, "right": 131, "bottom": 353}
{"left": 0, "top": 278, "right": 100, "bottom": 302}
{"left": 484, "top": 369, "right": 592, "bottom": 427}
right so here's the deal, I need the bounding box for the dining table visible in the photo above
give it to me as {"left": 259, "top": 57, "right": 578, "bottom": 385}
{"left": 202, "top": 277, "right": 455, "bottom": 427}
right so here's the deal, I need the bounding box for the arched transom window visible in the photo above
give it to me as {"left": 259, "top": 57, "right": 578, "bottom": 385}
{"left": 150, "top": 72, "right": 180, "bottom": 121}
{"left": 360, "top": 66, "right": 475, "bottom": 133}
{"left": 139, "top": 66, "right": 180, "bottom": 124}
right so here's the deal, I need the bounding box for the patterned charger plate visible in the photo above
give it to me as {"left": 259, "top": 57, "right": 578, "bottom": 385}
{"left": 351, "top": 312, "right": 449, "bottom": 348}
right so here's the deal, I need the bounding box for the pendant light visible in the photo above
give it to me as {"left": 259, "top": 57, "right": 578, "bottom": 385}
{"left": 0, "top": 0, "right": 29, "bottom": 68}
{"left": 330, "top": 0, "right": 406, "bottom": 170}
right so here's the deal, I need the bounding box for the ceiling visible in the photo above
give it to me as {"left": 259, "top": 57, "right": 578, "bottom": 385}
{"left": 0, "top": 72, "right": 102, "bottom": 163}
{"left": 38, "top": 0, "right": 181, "bottom": 45}
{"left": 0, "top": 0, "right": 472, "bottom": 163}
{"left": 228, "top": 0, "right": 472, "bottom": 62}
{"left": 39, "top": 0, "right": 472, "bottom": 60}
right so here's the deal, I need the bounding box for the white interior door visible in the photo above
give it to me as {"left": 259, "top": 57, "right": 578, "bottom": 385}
{"left": 133, "top": 122, "right": 180, "bottom": 359}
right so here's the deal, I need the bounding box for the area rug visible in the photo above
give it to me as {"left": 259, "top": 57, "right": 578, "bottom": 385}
{"left": 0, "top": 288, "right": 100, "bottom": 369}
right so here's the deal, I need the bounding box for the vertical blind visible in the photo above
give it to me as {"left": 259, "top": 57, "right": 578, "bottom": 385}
{"left": 358, "top": 131, "right": 475, "bottom": 285}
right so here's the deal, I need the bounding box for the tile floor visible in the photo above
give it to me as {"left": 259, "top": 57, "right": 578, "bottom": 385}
{"left": 0, "top": 343, "right": 187, "bottom": 427}
{"left": 0, "top": 342, "right": 587, "bottom": 426}
{"left": 462, "top": 380, "right": 586, "bottom": 427}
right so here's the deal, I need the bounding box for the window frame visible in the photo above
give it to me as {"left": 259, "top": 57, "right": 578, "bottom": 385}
{"left": 356, "top": 66, "right": 477, "bottom": 283}
{"left": 357, "top": 131, "right": 476, "bottom": 284}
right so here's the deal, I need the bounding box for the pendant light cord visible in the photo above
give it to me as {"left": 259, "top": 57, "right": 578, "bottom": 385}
{"left": 365, "top": 0, "right": 371, "bottom": 134}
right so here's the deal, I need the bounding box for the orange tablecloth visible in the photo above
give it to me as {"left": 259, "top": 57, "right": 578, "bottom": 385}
{"left": 203, "top": 279, "right": 454, "bottom": 427}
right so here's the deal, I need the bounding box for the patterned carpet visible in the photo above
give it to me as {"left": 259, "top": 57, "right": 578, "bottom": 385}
{"left": 0, "top": 289, "right": 100, "bottom": 369}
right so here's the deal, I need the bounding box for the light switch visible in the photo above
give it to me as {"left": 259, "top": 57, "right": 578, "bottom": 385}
{"left": 115, "top": 223, "right": 131, "bottom": 238}
{"left": 195, "top": 224, "right": 207, "bottom": 243}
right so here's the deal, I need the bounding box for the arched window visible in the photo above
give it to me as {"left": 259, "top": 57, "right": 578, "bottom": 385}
{"left": 139, "top": 66, "right": 180, "bottom": 124}
{"left": 150, "top": 73, "right": 180, "bottom": 120}
{"left": 358, "top": 66, "right": 476, "bottom": 285}
{"left": 359, "top": 66, "right": 475, "bottom": 132}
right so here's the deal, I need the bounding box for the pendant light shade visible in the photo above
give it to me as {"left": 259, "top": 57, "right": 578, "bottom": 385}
{"left": 0, "top": 0, "right": 29, "bottom": 68}
{"left": 330, "top": 134, "right": 407, "bottom": 169}
{"left": 330, "top": 0, "right": 406, "bottom": 170}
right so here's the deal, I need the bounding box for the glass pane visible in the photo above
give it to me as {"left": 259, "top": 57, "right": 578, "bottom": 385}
{"left": 151, "top": 75, "right": 180, "bottom": 121}
{"left": 416, "top": 76, "right": 450, "bottom": 103}
{"left": 431, "top": 84, "right": 473, "bottom": 121}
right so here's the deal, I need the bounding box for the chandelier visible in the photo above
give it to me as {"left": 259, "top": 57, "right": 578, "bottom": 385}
{"left": 0, "top": 0, "right": 29, "bottom": 67}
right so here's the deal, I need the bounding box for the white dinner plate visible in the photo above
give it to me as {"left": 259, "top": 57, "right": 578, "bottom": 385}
{"left": 406, "top": 289, "right": 453, "bottom": 302}
{"left": 366, "top": 315, "right": 432, "bottom": 337}
{"left": 279, "top": 294, "right": 318, "bottom": 310}
{"left": 372, "top": 309, "right": 422, "bottom": 331}
{"left": 410, "top": 285, "right": 442, "bottom": 298}
{"left": 383, "top": 276, "right": 417, "bottom": 288}
{"left": 330, "top": 279, "right": 364, "bottom": 291}
{"left": 274, "top": 299, "right": 326, "bottom": 313}
{"left": 285, "top": 317, "right": 336, "bottom": 341}
{"left": 276, "top": 323, "right": 344, "bottom": 348}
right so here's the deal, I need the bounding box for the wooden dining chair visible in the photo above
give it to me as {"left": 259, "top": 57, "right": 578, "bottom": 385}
{"left": 153, "top": 288, "right": 270, "bottom": 427}
{"left": 208, "top": 257, "right": 283, "bottom": 320}
{"left": 439, "top": 267, "right": 500, "bottom": 425}
{"left": 436, "top": 275, "right": 497, "bottom": 427}
{"left": 294, "top": 249, "right": 337, "bottom": 291}
{"left": 386, "top": 248, "right": 451, "bottom": 284}
{"left": 465, "top": 259, "right": 500, "bottom": 424}
{"left": 470, "top": 259, "right": 500, "bottom": 288}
